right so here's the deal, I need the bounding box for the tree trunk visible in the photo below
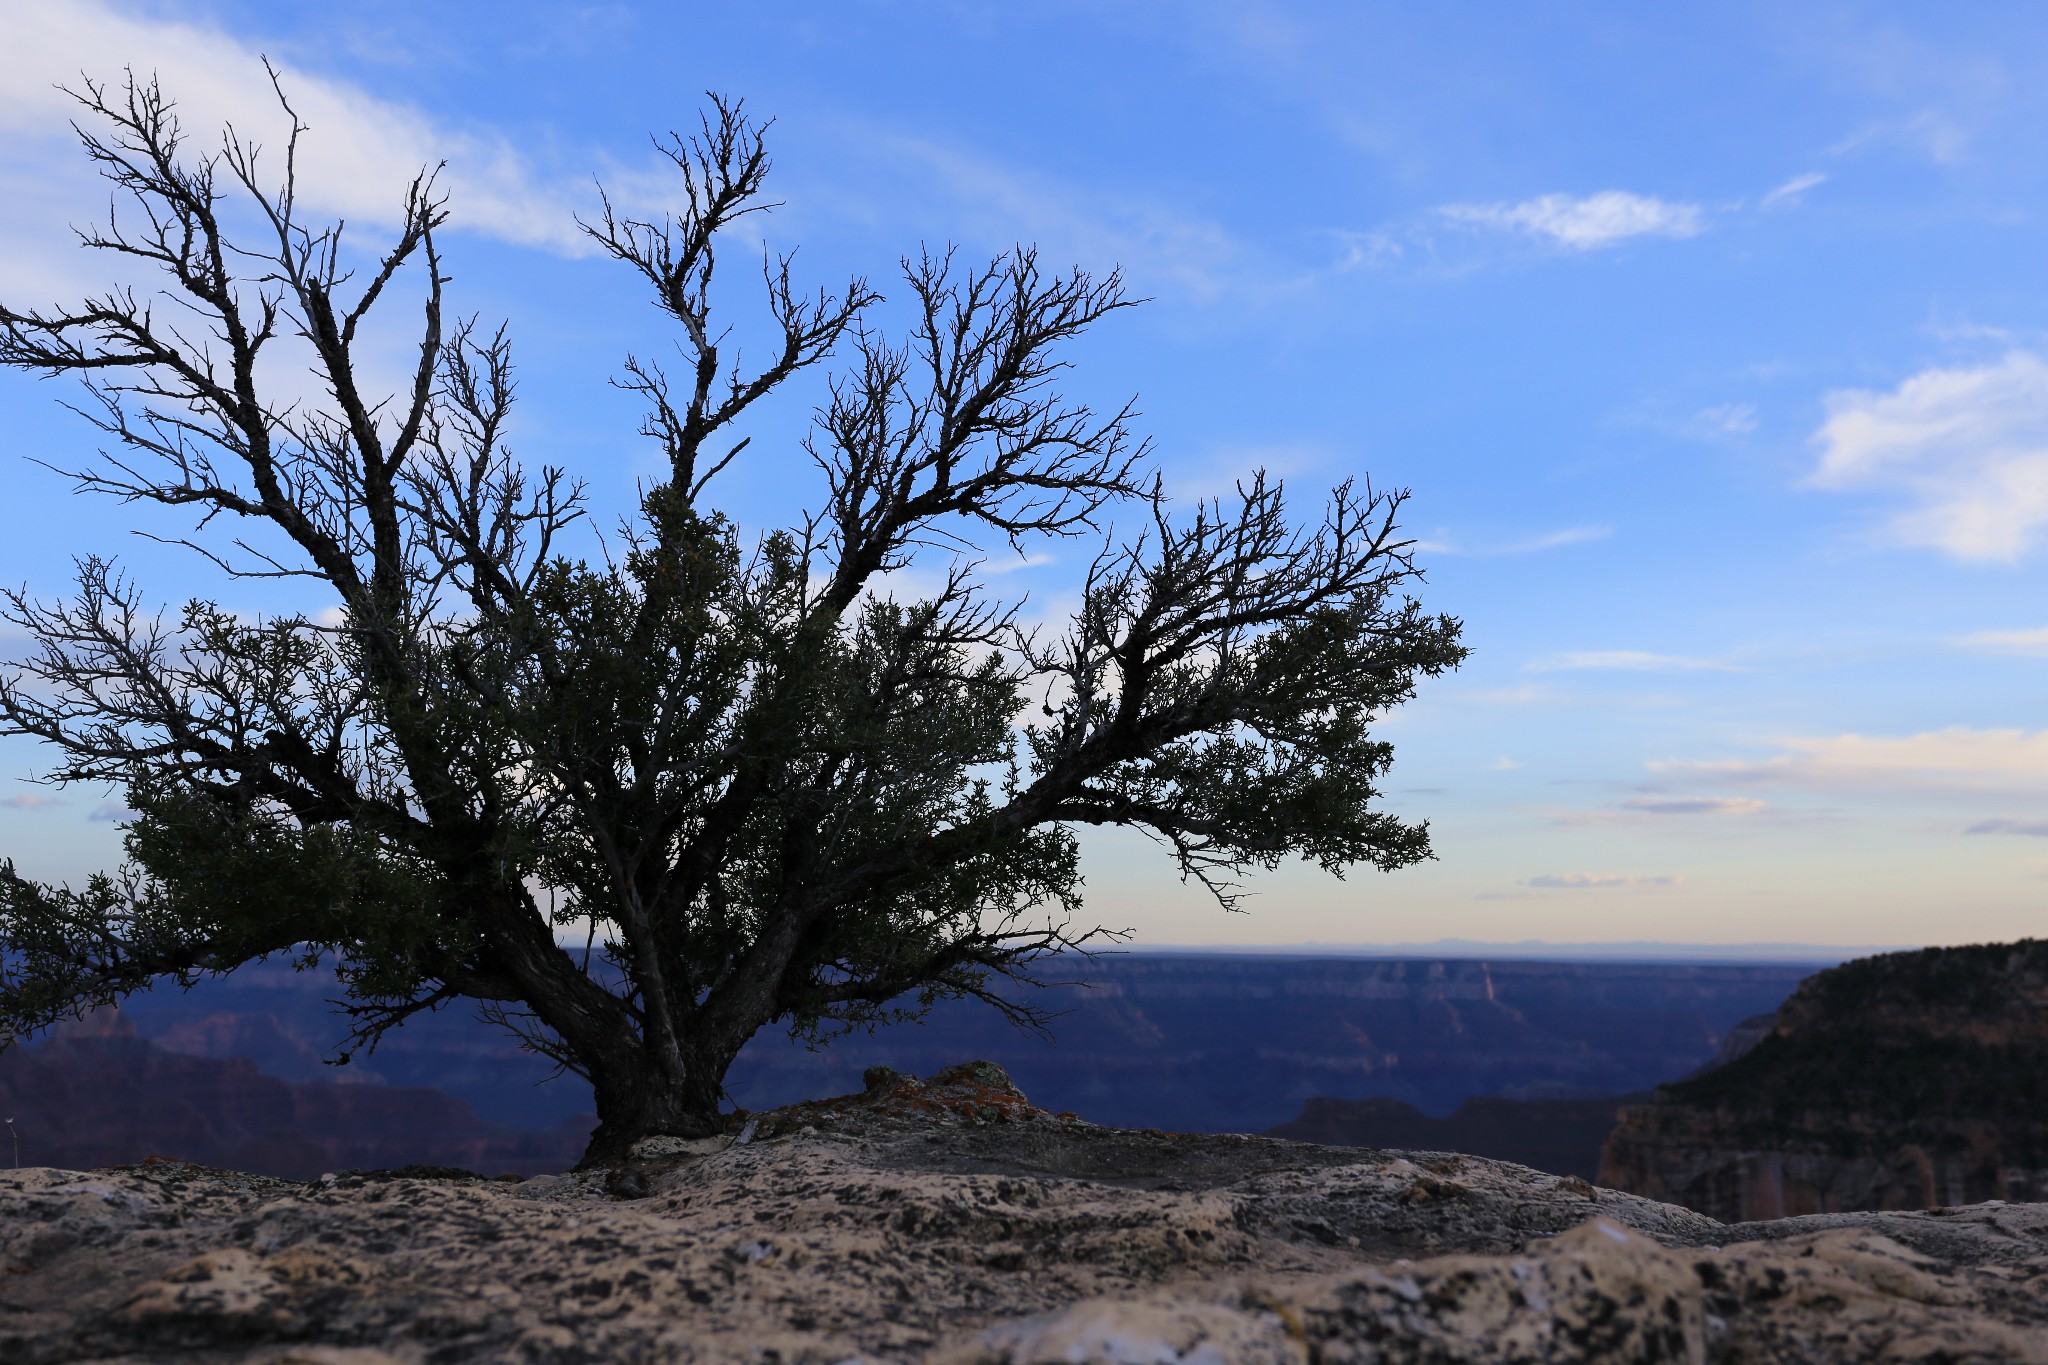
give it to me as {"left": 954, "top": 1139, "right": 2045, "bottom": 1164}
{"left": 574, "top": 1042, "right": 735, "bottom": 1168}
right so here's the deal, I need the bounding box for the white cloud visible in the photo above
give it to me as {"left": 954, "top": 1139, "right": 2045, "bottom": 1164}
{"left": 1966, "top": 817, "right": 2048, "bottom": 837}
{"left": 1657, "top": 727, "right": 2048, "bottom": 797}
{"left": 0, "top": 1, "right": 587, "bottom": 263}
{"left": 0, "top": 793, "right": 61, "bottom": 810}
{"left": 1526, "top": 872, "right": 1683, "bottom": 890}
{"left": 1955, "top": 626, "right": 2048, "bottom": 657}
{"left": 1760, "top": 172, "right": 1827, "bottom": 210}
{"left": 1438, "top": 191, "right": 1704, "bottom": 251}
{"left": 1527, "top": 650, "right": 1736, "bottom": 674}
{"left": 979, "top": 553, "right": 1056, "bottom": 576}
{"left": 1489, "top": 756, "right": 1520, "bottom": 771}
{"left": 1810, "top": 351, "right": 2048, "bottom": 563}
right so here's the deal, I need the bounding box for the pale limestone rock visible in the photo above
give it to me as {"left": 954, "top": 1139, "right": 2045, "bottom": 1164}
{"left": 3, "top": 1065, "right": 2044, "bottom": 1362}
{"left": 944, "top": 1215, "right": 2048, "bottom": 1365}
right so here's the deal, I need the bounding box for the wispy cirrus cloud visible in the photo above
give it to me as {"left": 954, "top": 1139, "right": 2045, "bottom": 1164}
{"left": 1437, "top": 191, "right": 1703, "bottom": 251}
{"left": 1955, "top": 626, "right": 2048, "bottom": 657}
{"left": 1414, "top": 525, "right": 1610, "bottom": 556}
{"left": 1810, "top": 350, "right": 2048, "bottom": 563}
{"left": 1536, "top": 795, "right": 1773, "bottom": 827}
{"left": 1527, "top": 872, "right": 1684, "bottom": 890}
{"left": 1966, "top": 817, "right": 2048, "bottom": 837}
{"left": 1526, "top": 650, "right": 1737, "bottom": 674}
{"left": 978, "top": 552, "right": 1057, "bottom": 576}
{"left": 1686, "top": 402, "right": 1759, "bottom": 441}
{"left": 1460, "top": 684, "right": 1564, "bottom": 707}
{"left": 1620, "top": 795, "right": 1767, "bottom": 816}
{"left": 861, "top": 132, "right": 1249, "bottom": 301}
{"left": 1656, "top": 727, "right": 2048, "bottom": 797}
{"left": 1759, "top": 171, "right": 1827, "bottom": 210}
{"left": 1829, "top": 109, "right": 1975, "bottom": 168}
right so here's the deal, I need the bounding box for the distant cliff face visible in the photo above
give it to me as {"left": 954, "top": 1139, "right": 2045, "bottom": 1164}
{"left": 0, "top": 1011, "right": 590, "bottom": 1178}
{"left": 1599, "top": 940, "right": 2048, "bottom": 1221}
{"left": 735, "top": 954, "right": 1813, "bottom": 1131}
{"left": 1265, "top": 1091, "right": 1649, "bottom": 1182}
{"left": 105, "top": 953, "right": 1815, "bottom": 1136}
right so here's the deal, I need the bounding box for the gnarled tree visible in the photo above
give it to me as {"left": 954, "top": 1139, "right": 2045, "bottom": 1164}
{"left": 0, "top": 75, "right": 1466, "bottom": 1164}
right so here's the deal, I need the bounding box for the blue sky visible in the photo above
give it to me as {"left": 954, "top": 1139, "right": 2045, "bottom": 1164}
{"left": 2, "top": 2, "right": 2046, "bottom": 950}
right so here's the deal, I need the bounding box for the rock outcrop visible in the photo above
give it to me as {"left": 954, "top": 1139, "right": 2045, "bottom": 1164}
{"left": 1601, "top": 939, "right": 2048, "bottom": 1221}
{"left": 4, "top": 1061, "right": 2045, "bottom": 1363}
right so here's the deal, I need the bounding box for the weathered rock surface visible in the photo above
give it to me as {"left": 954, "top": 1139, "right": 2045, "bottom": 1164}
{"left": 1601, "top": 940, "right": 2048, "bottom": 1221}
{"left": 3, "top": 1062, "right": 2043, "bottom": 1363}
{"left": 952, "top": 1206, "right": 2048, "bottom": 1364}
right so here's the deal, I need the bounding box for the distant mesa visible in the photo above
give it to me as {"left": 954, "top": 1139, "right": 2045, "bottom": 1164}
{"left": 1599, "top": 939, "right": 2048, "bottom": 1219}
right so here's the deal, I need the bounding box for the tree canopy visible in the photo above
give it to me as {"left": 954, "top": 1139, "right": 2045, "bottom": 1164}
{"left": 0, "top": 75, "right": 1466, "bottom": 1163}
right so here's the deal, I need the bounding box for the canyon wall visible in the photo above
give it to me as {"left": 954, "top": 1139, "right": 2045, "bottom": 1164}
{"left": 0, "top": 1010, "right": 590, "bottom": 1177}
{"left": 1264, "top": 1090, "right": 1648, "bottom": 1180}
{"left": 1599, "top": 939, "right": 2048, "bottom": 1221}
{"left": 3, "top": 953, "right": 1813, "bottom": 1173}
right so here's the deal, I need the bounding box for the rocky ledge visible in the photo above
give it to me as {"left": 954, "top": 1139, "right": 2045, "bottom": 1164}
{"left": 4, "top": 1062, "right": 2045, "bottom": 1363}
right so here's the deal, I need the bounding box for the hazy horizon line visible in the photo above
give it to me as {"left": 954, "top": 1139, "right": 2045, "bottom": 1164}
{"left": 536, "top": 935, "right": 1914, "bottom": 966}
{"left": 1111, "top": 938, "right": 1911, "bottom": 964}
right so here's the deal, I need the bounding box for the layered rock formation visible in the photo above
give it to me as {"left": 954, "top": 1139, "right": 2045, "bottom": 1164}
{"left": 3, "top": 1062, "right": 2043, "bottom": 1363}
{"left": 1601, "top": 939, "right": 2048, "bottom": 1221}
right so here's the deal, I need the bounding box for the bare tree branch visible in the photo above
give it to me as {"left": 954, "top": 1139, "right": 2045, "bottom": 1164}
{"left": 0, "top": 77, "right": 1464, "bottom": 1166}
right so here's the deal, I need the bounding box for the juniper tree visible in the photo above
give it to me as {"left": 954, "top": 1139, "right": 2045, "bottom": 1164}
{"left": 0, "top": 75, "right": 1466, "bottom": 1163}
